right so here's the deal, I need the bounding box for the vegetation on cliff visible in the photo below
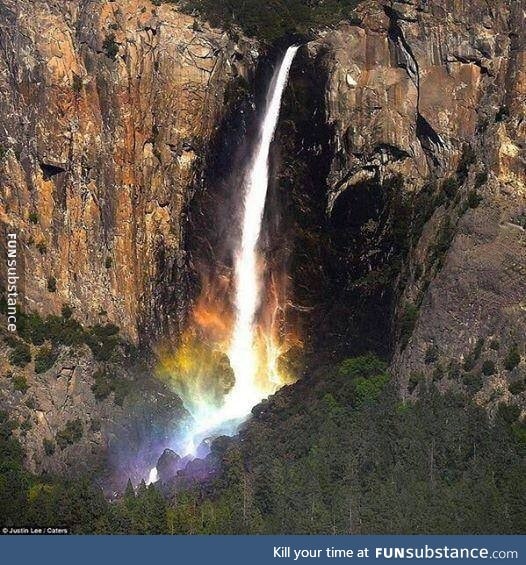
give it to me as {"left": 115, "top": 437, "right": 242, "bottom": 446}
{"left": 179, "top": 0, "right": 361, "bottom": 42}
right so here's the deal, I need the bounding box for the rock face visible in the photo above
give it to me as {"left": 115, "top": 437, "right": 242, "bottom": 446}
{"left": 0, "top": 0, "right": 257, "bottom": 343}
{"left": 294, "top": 0, "right": 525, "bottom": 406}
{"left": 156, "top": 447, "right": 181, "bottom": 482}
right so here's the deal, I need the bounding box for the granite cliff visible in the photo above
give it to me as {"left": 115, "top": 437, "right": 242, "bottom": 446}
{"left": 0, "top": 0, "right": 257, "bottom": 342}
{"left": 0, "top": 0, "right": 257, "bottom": 480}
{"left": 0, "top": 0, "right": 524, "bottom": 482}
{"left": 272, "top": 0, "right": 525, "bottom": 414}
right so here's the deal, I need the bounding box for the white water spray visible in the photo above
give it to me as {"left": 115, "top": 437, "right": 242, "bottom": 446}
{"left": 224, "top": 45, "right": 299, "bottom": 418}
{"left": 146, "top": 467, "right": 158, "bottom": 485}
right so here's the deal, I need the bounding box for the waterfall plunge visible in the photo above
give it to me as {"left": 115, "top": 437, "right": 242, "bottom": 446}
{"left": 149, "top": 47, "right": 299, "bottom": 474}
{"left": 224, "top": 45, "right": 299, "bottom": 419}
{"left": 184, "top": 46, "right": 298, "bottom": 451}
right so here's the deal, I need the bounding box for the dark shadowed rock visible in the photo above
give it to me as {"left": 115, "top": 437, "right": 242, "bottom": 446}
{"left": 184, "top": 457, "right": 211, "bottom": 481}
{"left": 195, "top": 437, "right": 213, "bottom": 459}
{"left": 156, "top": 448, "right": 181, "bottom": 483}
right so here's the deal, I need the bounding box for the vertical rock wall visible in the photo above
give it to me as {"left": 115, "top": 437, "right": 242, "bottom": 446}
{"left": 0, "top": 0, "right": 257, "bottom": 343}
{"left": 300, "top": 0, "right": 525, "bottom": 403}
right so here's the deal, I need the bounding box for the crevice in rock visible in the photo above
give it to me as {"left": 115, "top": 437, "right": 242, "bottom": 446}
{"left": 447, "top": 54, "right": 490, "bottom": 75}
{"left": 40, "top": 162, "right": 66, "bottom": 180}
{"left": 416, "top": 113, "right": 445, "bottom": 167}
{"left": 384, "top": 6, "right": 419, "bottom": 89}
{"left": 384, "top": 5, "right": 446, "bottom": 170}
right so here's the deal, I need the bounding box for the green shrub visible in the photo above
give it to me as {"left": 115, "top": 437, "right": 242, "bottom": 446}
{"left": 8, "top": 340, "right": 31, "bottom": 367}
{"left": 16, "top": 312, "right": 47, "bottom": 345}
{"left": 497, "top": 403, "right": 520, "bottom": 424}
{"left": 179, "top": 0, "right": 361, "bottom": 43}
{"left": 481, "top": 360, "right": 496, "bottom": 376}
{"left": 25, "top": 397, "right": 36, "bottom": 409}
{"left": 504, "top": 344, "right": 521, "bottom": 371}
{"left": 395, "top": 401, "right": 411, "bottom": 415}
{"left": 36, "top": 241, "right": 47, "bottom": 255}
{"left": 56, "top": 419, "right": 83, "bottom": 449}
{"left": 353, "top": 372, "right": 389, "bottom": 405}
{"left": 495, "top": 106, "right": 509, "bottom": 122}
{"left": 456, "top": 144, "right": 475, "bottom": 183}
{"left": 47, "top": 276, "right": 57, "bottom": 293}
{"left": 430, "top": 217, "right": 455, "bottom": 266}
{"left": 399, "top": 303, "right": 419, "bottom": 349}
{"left": 105, "top": 256, "right": 113, "bottom": 269}
{"left": 91, "top": 323, "right": 119, "bottom": 338}
{"left": 85, "top": 324, "right": 120, "bottom": 361}
{"left": 39, "top": 315, "right": 84, "bottom": 346}
{"left": 103, "top": 34, "right": 119, "bottom": 60}
{"left": 72, "top": 73, "right": 83, "bottom": 94}
{"left": 34, "top": 346, "right": 57, "bottom": 374}
{"left": 508, "top": 379, "right": 526, "bottom": 395}
{"left": 407, "top": 372, "right": 423, "bottom": 394}
{"left": 489, "top": 339, "right": 500, "bottom": 351}
{"left": 474, "top": 171, "right": 488, "bottom": 188}
{"left": 463, "top": 338, "right": 484, "bottom": 371}
{"left": 52, "top": 317, "right": 85, "bottom": 346}
{"left": 475, "top": 337, "right": 485, "bottom": 357}
{"left": 412, "top": 182, "right": 438, "bottom": 241}
{"left": 511, "top": 421, "right": 526, "bottom": 448}
{"left": 20, "top": 418, "right": 32, "bottom": 433}
{"left": 441, "top": 177, "right": 459, "bottom": 199}
{"left": 424, "top": 344, "right": 439, "bottom": 364}
{"left": 448, "top": 361, "right": 461, "bottom": 380}
{"left": 432, "top": 365, "right": 444, "bottom": 382}
{"left": 463, "top": 373, "right": 483, "bottom": 395}
{"left": 90, "top": 419, "right": 101, "bottom": 432}
{"left": 15, "top": 309, "right": 123, "bottom": 355}
{"left": 28, "top": 212, "right": 39, "bottom": 224}
{"left": 337, "top": 355, "right": 389, "bottom": 405}
{"left": 12, "top": 374, "right": 29, "bottom": 393}
{"left": 43, "top": 438, "right": 55, "bottom": 456}
{"left": 92, "top": 369, "right": 130, "bottom": 405}
{"left": 513, "top": 214, "right": 526, "bottom": 229}
{"left": 91, "top": 369, "right": 113, "bottom": 401}
{"left": 112, "top": 379, "right": 131, "bottom": 406}
{"left": 61, "top": 304, "right": 73, "bottom": 320}
{"left": 338, "top": 354, "right": 388, "bottom": 380}
{"left": 467, "top": 190, "right": 482, "bottom": 208}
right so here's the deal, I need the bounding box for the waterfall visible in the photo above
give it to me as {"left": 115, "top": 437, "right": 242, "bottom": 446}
{"left": 148, "top": 47, "right": 298, "bottom": 475}
{"left": 224, "top": 45, "right": 299, "bottom": 418}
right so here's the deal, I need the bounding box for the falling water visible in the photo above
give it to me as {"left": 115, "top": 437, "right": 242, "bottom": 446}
{"left": 147, "top": 47, "right": 298, "bottom": 479}
{"left": 224, "top": 45, "right": 299, "bottom": 418}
